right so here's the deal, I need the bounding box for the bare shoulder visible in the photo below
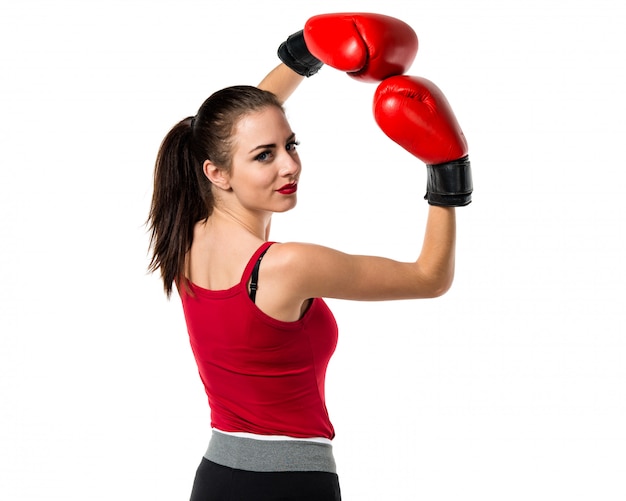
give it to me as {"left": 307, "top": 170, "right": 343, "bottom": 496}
{"left": 265, "top": 242, "right": 352, "bottom": 278}
{"left": 250, "top": 242, "right": 341, "bottom": 322}
{"left": 261, "top": 242, "right": 351, "bottom": 297}
{"left": 267, "top": 242, "right": 343, "bottom": 263}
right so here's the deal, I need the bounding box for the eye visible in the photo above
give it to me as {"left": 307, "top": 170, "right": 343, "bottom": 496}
{"left": 286, "top": 140, "right": 300, "bottom": 153}
{"left": 254, "top": 150, "right": 272, "bottom": 162}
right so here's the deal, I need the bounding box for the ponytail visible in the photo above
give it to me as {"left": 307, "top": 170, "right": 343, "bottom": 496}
{"left": 147, "top": 117, "right": 211, "bottom": 297}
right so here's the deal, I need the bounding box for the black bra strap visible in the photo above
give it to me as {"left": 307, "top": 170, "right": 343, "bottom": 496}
{"left": 249, "top": 246, "right": 271, "bottom": 303}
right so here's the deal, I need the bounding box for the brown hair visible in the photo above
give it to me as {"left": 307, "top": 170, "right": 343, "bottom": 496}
{"left": 147, "top": 85, "right": 283, "bottom": 297}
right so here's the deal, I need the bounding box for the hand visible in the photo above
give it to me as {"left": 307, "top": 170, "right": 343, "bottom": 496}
{"left": 303, "top": 12, "right": 418, "bottom": 82}
{"left": 373, "top": 75, "right": 473, "bottom": 206}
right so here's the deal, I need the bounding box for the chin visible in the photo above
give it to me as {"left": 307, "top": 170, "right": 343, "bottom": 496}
{"left": 275, "top": 199, "right": 298, "bottom": 213}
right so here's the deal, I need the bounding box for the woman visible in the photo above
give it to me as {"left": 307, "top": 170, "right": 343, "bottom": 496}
{"left": 148, "top": 20, "right": 471, "bottom": 501}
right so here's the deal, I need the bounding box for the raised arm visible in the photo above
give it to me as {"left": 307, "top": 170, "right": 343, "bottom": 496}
{"left": 257, "top": 29, "right": 322, "bottom": 103}
{"left": 249, "top": 15, "right": 472, "bottom": 321}
{"left": 263, "top": 75, "right": 470, "bottom": 307}
{"left": 257, "top": 63, "right": 304, "bottom": 104}
{"left": 268, "top": 206, "right": 456, "bottom": 303}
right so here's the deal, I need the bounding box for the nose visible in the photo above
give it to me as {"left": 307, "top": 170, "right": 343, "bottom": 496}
{"left": 279, "top": 150, "right": 301, "bottom": 178}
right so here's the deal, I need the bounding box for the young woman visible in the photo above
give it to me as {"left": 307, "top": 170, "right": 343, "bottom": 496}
{"left": 148, "top": 15, "right": 471, "bottom": 501}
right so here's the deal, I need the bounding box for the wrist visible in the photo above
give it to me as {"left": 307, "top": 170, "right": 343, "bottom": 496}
{"left": 424, "top": 156, "right": 473, "bottom": 207}
{"left": 278, "top": 30, "right": 323, "bottom": 77}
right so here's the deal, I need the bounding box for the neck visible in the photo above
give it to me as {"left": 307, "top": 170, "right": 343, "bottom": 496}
{"left": 211, "top": 206, "right": 272, "bottom": 241}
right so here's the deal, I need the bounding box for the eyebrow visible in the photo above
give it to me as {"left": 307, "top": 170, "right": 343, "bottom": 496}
{"left": 248, "top": 132, "right": 296, "bottom": 154}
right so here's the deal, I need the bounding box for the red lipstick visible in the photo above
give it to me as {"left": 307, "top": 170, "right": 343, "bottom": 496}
{"left": 277, "top": 183, "right": 298, "bottom": 195}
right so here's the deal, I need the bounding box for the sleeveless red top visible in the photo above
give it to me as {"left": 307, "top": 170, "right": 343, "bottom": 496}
{"left": 180, "top": 242, "right": 338, "bottom": 439}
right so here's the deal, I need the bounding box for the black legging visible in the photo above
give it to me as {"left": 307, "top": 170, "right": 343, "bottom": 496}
{"left": 190, "top": 458, "right": 342, "bottom": 501}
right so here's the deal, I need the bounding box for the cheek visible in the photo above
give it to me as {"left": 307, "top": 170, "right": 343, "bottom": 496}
{"left": 231, "top": 170, "right": 275, "bottom": 199}
{"left": 242, "top": 172, "right": 273, "bottom": 195}
{"left": 254, "top": 167, "right": 280, "bottom": 189}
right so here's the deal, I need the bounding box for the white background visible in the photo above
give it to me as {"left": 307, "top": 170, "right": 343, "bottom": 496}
{"left": 1, "top": 0, "right": 625, "bottom": 499}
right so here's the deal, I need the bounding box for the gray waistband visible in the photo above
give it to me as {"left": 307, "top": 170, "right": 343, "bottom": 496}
{"left": 204, "top": 430, "right": 337, "bottom": 473}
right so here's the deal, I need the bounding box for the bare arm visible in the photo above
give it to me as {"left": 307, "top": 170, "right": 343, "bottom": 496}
{"left": 257, "top": 63, "right": 305, "bottom": 104}
{"left": 414, "top": 205, "right": 456, "bottom": 296}
{"left": 266, "top": 205, "right": 456, "bottom": 304}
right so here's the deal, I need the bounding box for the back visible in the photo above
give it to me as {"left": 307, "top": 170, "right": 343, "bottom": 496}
{"left": 180, "top": 242, "right": 338, "bottom": 439}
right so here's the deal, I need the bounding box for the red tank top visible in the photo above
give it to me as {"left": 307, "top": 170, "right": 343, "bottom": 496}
{"left": 180, "top": 242, "right": 338, "bottom": 439}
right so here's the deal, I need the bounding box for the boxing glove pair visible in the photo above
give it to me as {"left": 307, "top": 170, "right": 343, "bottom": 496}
{"left": 278, "top": 13, "right": 472, "bottom": 207}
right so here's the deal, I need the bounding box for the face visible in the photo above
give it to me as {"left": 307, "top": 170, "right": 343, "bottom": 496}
{"left": 214, "top": 106, "right": 301, "bottom": 214}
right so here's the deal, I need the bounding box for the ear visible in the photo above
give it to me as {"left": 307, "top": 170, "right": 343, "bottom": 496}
{"left": 203, "top": 160, "right": 231, "bottom": 190}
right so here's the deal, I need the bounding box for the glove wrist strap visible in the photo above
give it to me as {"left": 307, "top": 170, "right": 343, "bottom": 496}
{"left": 278, "top": 30, "right": 323, "bottom": 77}
{"left": 425, "top": 156, "right": 473, "bottom": 207}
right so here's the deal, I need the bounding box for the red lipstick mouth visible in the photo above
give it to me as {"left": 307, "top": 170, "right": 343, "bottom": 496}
{"left": 277, "top": 183, "right": 298, "bottom": 194}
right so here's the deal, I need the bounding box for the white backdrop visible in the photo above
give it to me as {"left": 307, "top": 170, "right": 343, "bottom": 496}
{"left": 1, "top": 0, "right": 624, "bottom": 499}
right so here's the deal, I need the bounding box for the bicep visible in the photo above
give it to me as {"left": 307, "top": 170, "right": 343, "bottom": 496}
{"left": 278, "top": 243, "right": 444, "bottom": 302}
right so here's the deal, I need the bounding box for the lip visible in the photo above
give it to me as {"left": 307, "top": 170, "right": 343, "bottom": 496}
{"left": 277, "top": 182, "right": 298, "bottom": 195}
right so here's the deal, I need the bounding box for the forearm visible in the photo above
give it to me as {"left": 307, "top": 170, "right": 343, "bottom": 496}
{"left": 416, "top": 206, "right": 456, "bottom": 296}
{"left": 257, "top": 63, "right": 305, "bottom": 104}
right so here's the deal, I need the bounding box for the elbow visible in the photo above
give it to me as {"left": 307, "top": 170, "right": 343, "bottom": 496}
{"left": 437, "top": 267, "right": 456, "bottom": 297}
{"left": 431, "top": 275, "right": 454, "bottom": 298}
{"left": 417, "top": 267, "right": 455, "bottom": 299}
{"left": 428, "top": 276, "right": 454, "bottom": 299}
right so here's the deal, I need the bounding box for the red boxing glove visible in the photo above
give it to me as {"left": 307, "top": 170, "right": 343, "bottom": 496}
{"left": 303, "top": 12, "right": 418, "bottom": 83}
{"left": 373, "top": 75, "right": 473, "bottom": 206}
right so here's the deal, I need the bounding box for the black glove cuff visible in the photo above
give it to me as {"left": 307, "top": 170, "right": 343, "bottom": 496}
{"left": 278, "top": 30, "right": 323, "bottom": 77}
{"left": 425, "top": 156, "right": 473, "bottom": 207}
